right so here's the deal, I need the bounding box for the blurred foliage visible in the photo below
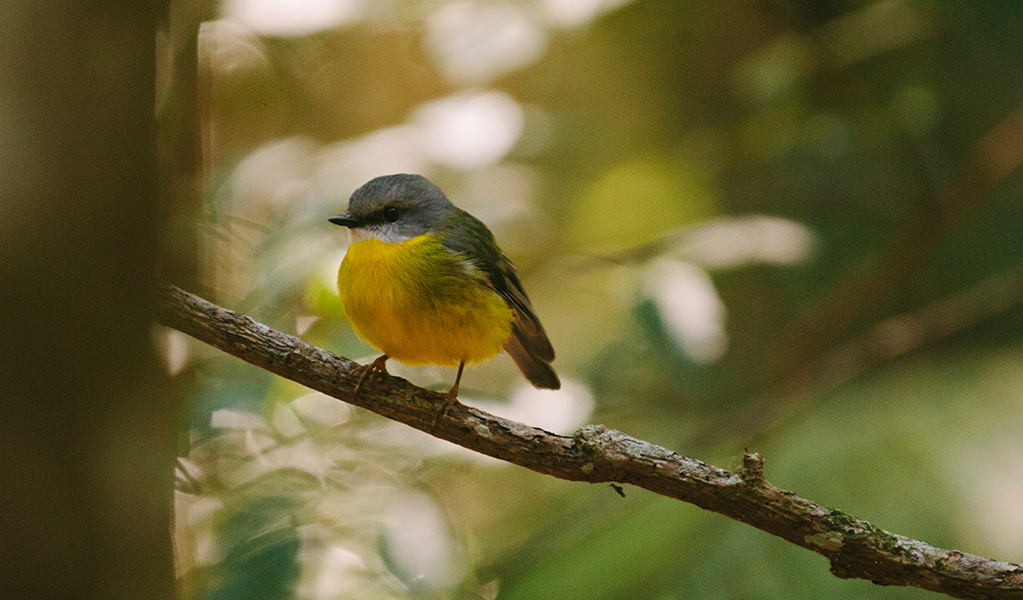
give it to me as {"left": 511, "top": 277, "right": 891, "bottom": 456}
{"left": 164, "top": 1, "right": 1023, "bottom": 598}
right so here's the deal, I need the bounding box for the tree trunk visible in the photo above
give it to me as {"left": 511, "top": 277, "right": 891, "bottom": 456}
{"left": 0, "top": 3, "right": 176, "bottom": 599}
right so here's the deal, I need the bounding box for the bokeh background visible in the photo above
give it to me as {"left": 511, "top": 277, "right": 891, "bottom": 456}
{"left": 164, "top": 1, "right": 1023, "bottom": 598}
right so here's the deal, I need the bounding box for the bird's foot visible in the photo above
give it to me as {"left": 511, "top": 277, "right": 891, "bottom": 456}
{"left": 430, "top": 385, "right": 460, "bottom": 430}
{"left": 352, "top": 354, "right": 389, "bottom": 393}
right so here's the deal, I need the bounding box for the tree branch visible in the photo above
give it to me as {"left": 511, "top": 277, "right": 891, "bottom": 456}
{"left": 770, "top": 105, "right": 1023, "bottom": 380}
{"left": 154, "top": 281, "right": 1023, "bottom": 599}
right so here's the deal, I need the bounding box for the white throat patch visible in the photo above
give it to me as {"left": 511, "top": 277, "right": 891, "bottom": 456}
{"left": 349, "top": 224, "right": 416, "bottom": 244}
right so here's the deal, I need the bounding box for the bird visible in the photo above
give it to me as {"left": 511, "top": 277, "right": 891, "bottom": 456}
{"left": 330, "top": 174, "right": 559, "bottom": 421}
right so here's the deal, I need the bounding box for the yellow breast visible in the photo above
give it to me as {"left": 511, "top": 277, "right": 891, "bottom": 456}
{"left": 337, "top": 234, "right": 514, "bottom": 367}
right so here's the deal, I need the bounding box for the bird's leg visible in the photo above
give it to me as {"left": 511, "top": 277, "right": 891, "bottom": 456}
{"left": 432, "top": 361, "right": 465, "bottom": 428}
{"left": 352, "top": 354, "right": 389, "bottom": 393}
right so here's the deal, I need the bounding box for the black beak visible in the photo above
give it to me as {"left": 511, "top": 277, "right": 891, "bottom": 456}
{"left": 329, "top": 214, "right": 360, "bottom": 228}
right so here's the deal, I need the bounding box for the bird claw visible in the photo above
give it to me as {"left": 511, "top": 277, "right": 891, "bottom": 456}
{"left": 430, "top": 360, "right": 465, "bottom": 430}
{"left": 352, "top": 355, "right": 389, "bottom": 393}
{"left": 429, "top": 361, "right": 466, "bottom": 431}
{"left": 430, "top": 388, "right": 460, "bottom": 430}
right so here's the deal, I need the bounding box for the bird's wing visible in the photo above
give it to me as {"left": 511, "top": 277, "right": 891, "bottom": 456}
{"left": 490, "top": 253, "right": 555, "bottom": 361}
{"left": 442, "top": 210, "right": 559, "bottom": 389}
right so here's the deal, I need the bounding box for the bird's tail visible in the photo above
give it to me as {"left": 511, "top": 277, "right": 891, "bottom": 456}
{"left": 505, "top": 332, "right": 560, "bottom": 390}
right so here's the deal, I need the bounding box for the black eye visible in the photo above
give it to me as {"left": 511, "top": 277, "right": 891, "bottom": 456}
{"left": 383, "top": 206, "right": 399, "bottom": 223}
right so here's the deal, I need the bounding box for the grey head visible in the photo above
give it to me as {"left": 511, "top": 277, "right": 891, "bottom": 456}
{"left": 329, "top": 174, "right": 454, "bottom": 243}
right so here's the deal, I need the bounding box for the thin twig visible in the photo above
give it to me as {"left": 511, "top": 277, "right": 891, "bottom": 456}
{"left": 154, "top": 282, "right": 1023, "bottom": 599}
{"left": 769, "top": 104, "right": 1023, "bottom": 381}
{"left": 703, "top": 261, "right": 1023, "bottom": 446}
